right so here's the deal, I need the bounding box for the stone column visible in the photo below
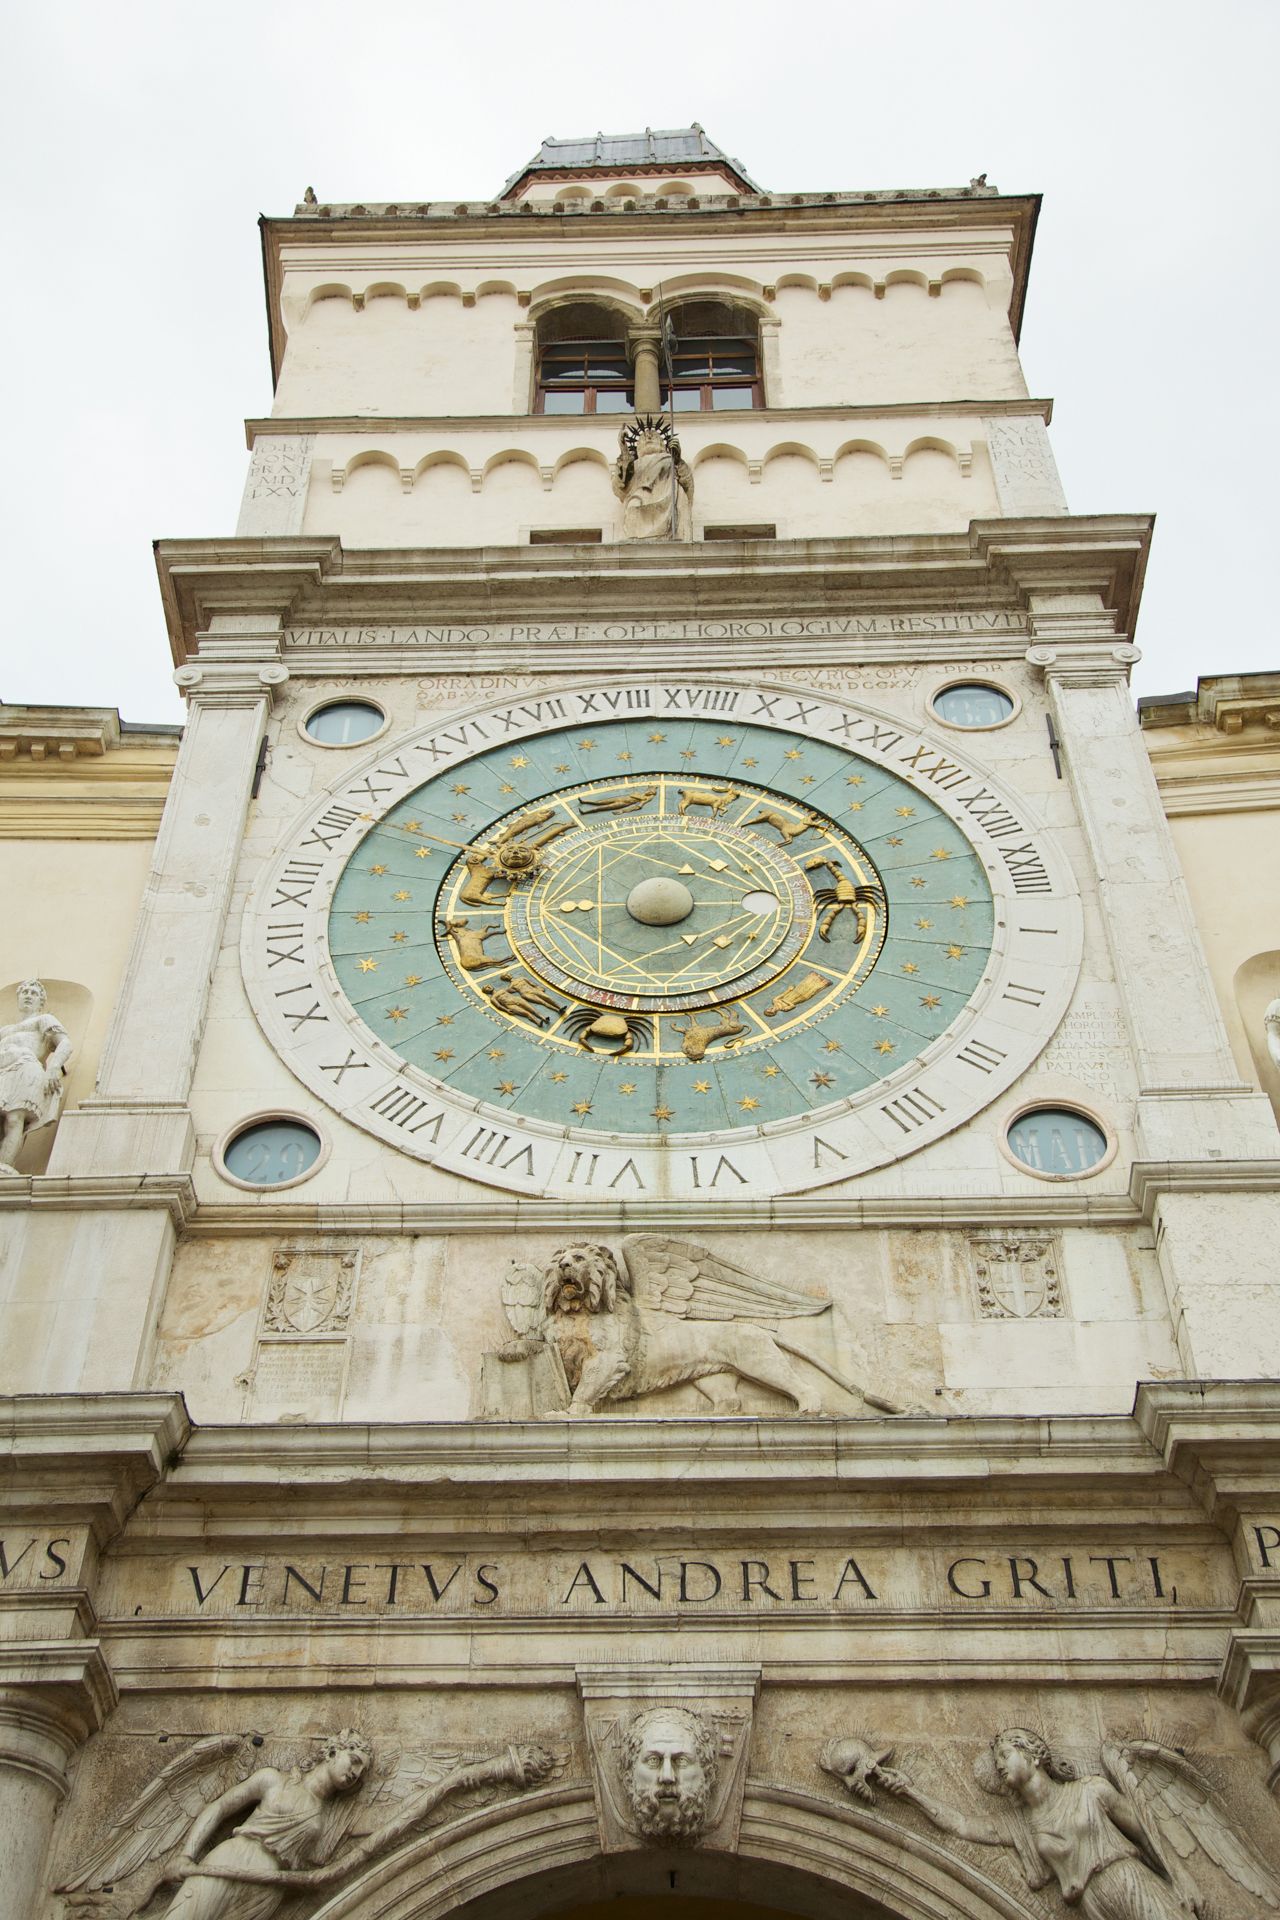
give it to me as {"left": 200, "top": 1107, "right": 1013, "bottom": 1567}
{"left": 0, "top": 1650, "right": 116, "bottom": 1920}
{"left": 627, "top": 326, "right": 663, "bottom": 413}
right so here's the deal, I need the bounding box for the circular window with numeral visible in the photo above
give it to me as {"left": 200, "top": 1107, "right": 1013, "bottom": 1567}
{"left": 217, "top": 1115, "right": 326, "bottom": 1190}
{"left": 243, "top": 679, "right": 1082, "bottom": 1198}
{"left": 929, "top": 682, "right": 1017, "bottom": 730}
{"left": 1003, "top": 1105, "right": 1112, "bottom": 1179}
{"left": 302, "top": 700, "right": 388, "bottom": 748}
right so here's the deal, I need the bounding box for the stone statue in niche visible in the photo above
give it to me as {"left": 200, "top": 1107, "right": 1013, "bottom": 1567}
{"left": 1264, "top": 996, "right": 1280, "bottom": 1073}
{"left": 483, "top": 1235, "right": 903, "bottom": 1416}
{"left": 0, "top": 978, "right": 71, "bottom": 1173}
{"left": 58, "top": 1727, "right": 556, "bottom": 1917}
{"left": 620, "top": 1706, "right": 719, "bottom": 1843}
{"left": 823, "top": 1725, "right": 1280, "bottom": 1918}
{"left": 612, "top": 415, "right": 693, "bottom": 540}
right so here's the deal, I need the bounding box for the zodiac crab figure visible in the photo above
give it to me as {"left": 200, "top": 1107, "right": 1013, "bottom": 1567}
{"left": 57, "top": 1728, "right": 556, "bottom": 1920}
{"left": 862, "top": 1726, "right": 1280, "bottom": 1919}
{"left": 492, "top": 1235, "right": 904, "bottom": 1417}
{"left": 803, "top": 857, "right": 885, "bottom": 944}
{"left": 560, "top": 1006, "right": 654, "bottom": 1055}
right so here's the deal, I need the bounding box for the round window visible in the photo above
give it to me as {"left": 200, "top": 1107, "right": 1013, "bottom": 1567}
{"left": 1006, "top": 1108, "right": 1108, "bottom": 1176}
{"left": 931, "top": 683, "right": 1015, "bottom": 729}
{"left": 222, "top": 1118, "right": 322, "bottom": 1187}
{"left": 304, "top": 700, "right": 385, "bottom": 746}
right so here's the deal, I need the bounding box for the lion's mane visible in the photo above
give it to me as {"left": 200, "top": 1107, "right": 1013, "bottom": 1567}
{"left": 542, "top": 1243, "right": 624, "bottom": 1316}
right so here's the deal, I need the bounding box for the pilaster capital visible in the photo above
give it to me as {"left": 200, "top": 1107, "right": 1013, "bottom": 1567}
{"left": 1025, "top": 641, "right": 1141, "bottom": 688}
{"left": 174, "top": 659, "right": 289, "bottom": 709}
{"left": 0, "top": 1644, "right": 117, "bottom": 1792}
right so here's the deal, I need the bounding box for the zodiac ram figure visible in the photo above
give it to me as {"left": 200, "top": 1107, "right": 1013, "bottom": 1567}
{"left": 491, "top": 1236, "right": 902, "bottom": 1416}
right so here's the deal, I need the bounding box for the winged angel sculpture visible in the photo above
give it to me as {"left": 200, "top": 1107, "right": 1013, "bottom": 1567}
{"left": 57, "top": 1728, "right": 555, "bottom": 1919}
{"left": 824, "top": 1726, "right": 1280, "bottom": 1919}
{"left": 490, "top": 1235, "right": 902, "bottom": 1415}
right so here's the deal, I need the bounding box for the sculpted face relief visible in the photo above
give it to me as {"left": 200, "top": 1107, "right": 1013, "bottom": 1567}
{"left": 621, "top": 1707, "right": 717, "bottom": 1842}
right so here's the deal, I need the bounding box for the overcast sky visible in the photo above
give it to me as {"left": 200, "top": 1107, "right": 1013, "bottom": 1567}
{"left": 4, "top": 0, "right": 1275, "bottom": 724}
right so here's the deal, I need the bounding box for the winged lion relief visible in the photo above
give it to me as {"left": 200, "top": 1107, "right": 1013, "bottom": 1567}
{"left": 480, "top": 1235, "right": 907, "bottom": 1417}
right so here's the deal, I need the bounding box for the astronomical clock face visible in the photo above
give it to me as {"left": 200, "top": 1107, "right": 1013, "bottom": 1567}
{"left": 244, "top": 679, "right": 1081, "bottom": 1197}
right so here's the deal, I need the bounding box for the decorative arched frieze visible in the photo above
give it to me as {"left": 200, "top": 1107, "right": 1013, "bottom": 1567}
{"left": 526, "top": 279, "right": 648, "bottom": 325}
{"left": 306, "top": 1782, "right": 1042, "bottom": 1920}
{"left": 903, "top": 435, "right": 973, "bottom": 477}
{"left": 552, "top": 447, "right": 612, "bottom": 480}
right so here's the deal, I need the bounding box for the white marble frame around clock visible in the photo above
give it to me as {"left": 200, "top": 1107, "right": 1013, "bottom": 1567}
{"left": 240, "top": 676, "right": 1083, "bottom": 1199}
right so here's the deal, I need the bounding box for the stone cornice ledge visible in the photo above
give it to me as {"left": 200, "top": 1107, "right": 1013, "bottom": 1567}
{"left": 0, "top": 1172, "right": 197, "bottom": 1222}
{"left": 1134, "top": 1379, "right": 1280, "bottom": 1523}
{"left": 170, "top": 1408, "right": 1165, "bottom": 1495}
{"left": 0, "top": 1393, "right": 191, "bottom": 1537}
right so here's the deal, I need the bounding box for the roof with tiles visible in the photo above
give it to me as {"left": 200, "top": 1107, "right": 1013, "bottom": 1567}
{"left": 499, "top": 124, "right": 761, "bottom": 196}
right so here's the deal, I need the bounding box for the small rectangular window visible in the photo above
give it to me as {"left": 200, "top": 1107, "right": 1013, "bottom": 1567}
{"left": 529, "top": 528, "right": 604, "bottom": 544}
{"left": 702, "top": 524, "right": 777, "bottom": 541}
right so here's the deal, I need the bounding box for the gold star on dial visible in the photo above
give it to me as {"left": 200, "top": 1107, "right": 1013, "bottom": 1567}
{"left": 500, "top": 783, "right": 515, "bottom": 793}
{"left": 870, "top": 1004, "right": 889, "bottom": 1017}
{"left": 846, "top": 775, "right": 865, "bottom": 786}
{"left": 916, "top": 917, "right": 933, "bottom": 929}
{"left": 554, "top": 763, "right": 570, "bottom": 773}
{"left": 353, "top": 911, "right": 371, "bottom": 923}
{"left": 414, "top": 846, "right": 431, "bottom": 858}
{"left": 436, "top": 1014, "right": 455, "bottom": 1026}
{"left": 902, "top": 962, "right": 919, "bottom": 975}
{"left": 403, "top": 820, "right": 422, "bottom": 832}
{"left": 550, "top": 1071, "right": 568, "bottom": 1083}
{"left": 910, "top": 875, "right": 926, "bottom": 887}
{"left": 487, "top": 1047, "right": 505, "bottom": 1060}
{"left": 390, "top": 930, "right": 408, "bottom": 943}
{"left": 783, "top": 748, "right": 803, "bottom": 760}
{"left": 496, "top": 1080, "right": 517, "bottom": 1095}
{"left": 742, "top": 757, "right": 758, "bottom": 767}
{"left": 886, "top": 835, "right": 903, "bottom": 846}
{"left": 358, "top": 957, "right": 378, "bottom": 972}
{"left": 434, "top": 1047, "right": 454, "bottom": 1061}
{"left": 647, "top": 731, "right": 666, "bottom": 743}
{"left": 811, "top": 1071, "right": 834, "bottom": 1088}
{"left": 619, "top": 1082, "right": 636, "bottom": 1095}
{"left": 693, "top": 1080, "right": 711, "bottom": 1093}
{"left": 617, "top": 751, "right": 633, "bottom": 762}
{"left": 824, "top": 1040, "right": 842, "bottom": 1053}
{"left": 405, "top": 974, "right": 423, "bottom": 986}
{"left": 896, "top": 806, "right": 915, "bottom": 817}
{"left": 370, "top": 863, "right": 388, "bottom": 875}
{"left": 763, "top": 1064, "right": 780, "bottom": 1077}
{"left": 385, "top": 1006, "right": 408, "bottom": 1022}
{"left": 393, "top": 890, "right": 411, "bottom": 902}
{"left": 849, "top": 801, "right": 863, "bottom": 811}
{"left": 931, "top": 847, "right": 952, "bottom": 860}
{"left": 716, "top": 735, "right": 736, "bottom": 747}
{"left": 945, "top": 944, "right": 965, "bottom": 959}
{"left": 949, "top": 895, "right": 969, "bottom": 909}
{"left": 799, "top": 775, "right": 816, "bottom": 786}
{"left": 577, "top": 739, "right": 597, "bottom": 751}
{"left": 651, "top": 1103, "right": 673, "bottom": 1121}
{"left": 571, "top": 1100, "right": 593, "bottom": 1116}
{"left": 875, "top": 1039, "right": 895, "bottom": 1055}
{"left": 510, "top": 755, "right": 529, "bottom": 768}
{"left": 452, "top": 782, "right": 469, "bottom": 794}
{"left": 738, "top": 1095, "right": 760, "bottom": 1111}
{"left": 679, "top": 748, "right": 697, "bottom": 760}
{"left": 920, "top": 994, "right": 941, "bottom": 1009}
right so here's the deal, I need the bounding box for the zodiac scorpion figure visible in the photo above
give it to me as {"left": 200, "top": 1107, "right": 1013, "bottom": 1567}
{"left": 803, "top": 857, "right": 885, "bottom": 943}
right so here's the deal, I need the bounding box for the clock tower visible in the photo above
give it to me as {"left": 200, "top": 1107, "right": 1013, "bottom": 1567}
{"left": 6, "top": 130, "right": 1280, "bottom": 1920}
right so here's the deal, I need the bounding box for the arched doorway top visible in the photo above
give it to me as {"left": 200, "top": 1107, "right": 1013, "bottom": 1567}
{"left": 310, "top": 1781, "right": 1042, "bottom": 1920}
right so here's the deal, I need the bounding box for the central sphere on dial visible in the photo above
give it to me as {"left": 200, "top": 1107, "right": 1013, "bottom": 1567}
{"left": 626, "top": 875, "right": 694, "bottom": 927}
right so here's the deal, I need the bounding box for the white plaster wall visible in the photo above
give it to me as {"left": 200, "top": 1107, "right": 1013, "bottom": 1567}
{"left": 1165, "top": 808, "right": 1280, "bottom": 1101}
{"left": 0, "top": 839, "right": 158, "bottom": 1171}
{"left": 275, "top": 289, "right": 521, "bottom": 418}
{"left": 774, "top": 278, "right": 1025, "bottom": 407}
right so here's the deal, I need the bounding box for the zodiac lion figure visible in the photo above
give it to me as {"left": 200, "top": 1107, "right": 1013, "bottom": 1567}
{"left": 492, "top": 1236, "right": 902, "bottom": 1416}
{"left": 57, "top": 1729, "right": 556, "bottom": 1919}
{"left": 836, "top": 1724, "right": 1280, "bottom": 1919}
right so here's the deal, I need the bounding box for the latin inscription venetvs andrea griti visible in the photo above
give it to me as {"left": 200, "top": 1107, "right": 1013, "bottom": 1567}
{"left": 80, "top": 1540, "right": 1259, "bottom": 1620}
{"left": 242, "top": 679, "right": 1082, "bottom": 1197}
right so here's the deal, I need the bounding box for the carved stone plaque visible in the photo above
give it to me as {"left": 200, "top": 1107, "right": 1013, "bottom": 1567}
{"left": 969, "top": 1233, "right": 1063, "bottom": 1319}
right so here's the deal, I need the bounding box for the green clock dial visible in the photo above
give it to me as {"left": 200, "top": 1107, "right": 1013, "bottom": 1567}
{"left": 246, "top": 677, "right": 1080, "bottom": 1197}
{"left": 326, "top": 716, "right": 992, "bottom": 1137}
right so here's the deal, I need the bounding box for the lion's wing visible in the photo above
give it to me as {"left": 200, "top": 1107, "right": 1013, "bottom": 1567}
{"left": 1102, "top": 1740, "right": 1280, "bottom": 1908}
{"left": 57, "top": 1734, "right": 250, "bottom": 1892}
{"left": 621, "top": 1236, "right": 830, "bottom": 1323}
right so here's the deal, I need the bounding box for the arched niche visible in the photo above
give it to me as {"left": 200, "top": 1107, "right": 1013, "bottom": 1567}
{"left": 308, "top": 1782, "right": 1040, "bottom": 1920}
{"left": 1234, "top": 949, "right": 1280, "bottom": 1114}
